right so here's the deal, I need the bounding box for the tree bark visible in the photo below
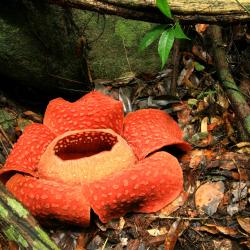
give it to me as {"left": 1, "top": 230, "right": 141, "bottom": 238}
{"left": 49, "top": 0, "right": 250, "bottom": 23}
{"left": 0, "top": 182, "right": 59, "bottom": 249}
{"left": 210, "top": 25, "right": 250, "bottom": 140}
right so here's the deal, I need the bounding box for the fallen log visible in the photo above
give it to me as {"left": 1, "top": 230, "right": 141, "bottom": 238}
{"left": 0, "top": 182, "right": 59, "bottom": 249}
{"left": 49, "top": 0, "right": 250, "bottom": 23}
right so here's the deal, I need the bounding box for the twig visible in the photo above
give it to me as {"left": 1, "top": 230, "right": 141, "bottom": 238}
{"left": 151, "top": 215, "right": 209, "bottom": 221}
{"left": 170, "top": 40, "right": 180, "bottom": 95}
{"left": 122, "top": 38, "right": 132, "bottom": 73}
{"left": 48, "top": 73, "right": 87, "bottom": 85}
{"left": 101, "top": 237, "right": 108, "bottom": 250}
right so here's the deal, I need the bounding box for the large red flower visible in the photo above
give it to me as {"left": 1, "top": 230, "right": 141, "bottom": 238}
{"left": 0, "top": 91, "right": 190, "bottom": 226}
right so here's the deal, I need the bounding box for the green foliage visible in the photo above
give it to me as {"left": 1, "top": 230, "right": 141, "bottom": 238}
{"left": 140, "top": 0, "right": 189, "bottom": 68}
{"left": 139, "top": 25, "right": 167, "bottom": 52}
{"left": 174, "top": 21, "right": 190, "bottom": 39}
{"left": 156, "top": 0, "right": 172, "bottom": 19}
{"left": 158, "top": 28, "right": 175, "bottom": 68}
{"left": 194, "top": 61, "right": 205, "bottom": 71}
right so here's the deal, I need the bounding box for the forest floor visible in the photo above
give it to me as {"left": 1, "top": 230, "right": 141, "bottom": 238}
{"left": 0, "top": 26, "right": 250, "bottom": 250}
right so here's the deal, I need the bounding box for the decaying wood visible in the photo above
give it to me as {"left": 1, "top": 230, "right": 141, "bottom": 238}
{"left": 0, "top": 182, "right": 59, "bottom": 249}
{"left": 210, "top": 25, "right": 250, "bottom": 140}
{"left": 49, "top": 0, "right": 250, "bottom": 23}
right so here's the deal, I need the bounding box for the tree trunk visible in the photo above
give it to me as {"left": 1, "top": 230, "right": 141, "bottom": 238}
{"left": 49, "top": 0, "right": 250, "bottom": 23}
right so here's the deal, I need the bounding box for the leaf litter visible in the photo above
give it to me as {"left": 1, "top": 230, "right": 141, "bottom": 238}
{"left": 0, "top": 30, "right": 250, "bottom": 250}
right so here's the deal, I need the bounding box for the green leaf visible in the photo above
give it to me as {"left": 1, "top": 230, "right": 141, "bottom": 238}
{"left": 174, "top": 21, "right": 190, "bottom": 39}
{"left": 139, "top": 25, "right": 167, "bottom": 51}
{"left": 194, "top": 61, "right": 205, "bottom": 71}
{"left": 158, "top": 28, "right": 175, "bottom": 68}
{"left": 156, "top": 0, "right": 172, "bottom": 18}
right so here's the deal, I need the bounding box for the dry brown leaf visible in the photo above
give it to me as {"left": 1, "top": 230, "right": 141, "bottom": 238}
{"left": 206, "top": 224, "right": 238, "bottom": 236}
{"left": 217, "top": 95, "right": 229, "bottom": 109}
{"left": 236, "top": 142, "right": 250, "bottom": 148}
{"left": 147, "top": 227, "right": 167, "bottom": 236}
{"left": 118, "top": 217, "right": 126, "bottom": 231}
{"left": 164, "top": 219, "right": 189, "bottom": 250}
{"left": 177, "top": 54, "right": 195, "bottom": 87}
{"left": 241, "top": 238, "right": 250, "bottom": 249}
{"left": 189, "top": 149, "right": 214, "bottom": 169}
{"left": 195, "top": 24, "right": 209, "bottom": 34}
{"left": 195, "top": 181, "right": 225, "bottom": 216}
{"left": 194, "top": 225, "right": 218, "bottom": 234}
{"left": 160, "top": 191, "right": 189, "bottom": 216}
{"left": 192, "top": 45, "right": 213, "bottom": 64}
{"left": 213, "top": 239, "right": 233, "bottom": 250}
{"left": 201, "top": 117, "right": 208, "bottom": 133}
{"left": 176, "top": 103, "right": 192, "bottom": 125}
{"left": 207, "top": 121, "right": 220, "bottom": 132}
{"left": 237, "top": 216, "right": 250, "bottom": 234}
{"left": 195, "top": 224, "right": 238, "bottom": 237}
{"left": 75, "top": 234, "right": 86, "bottom": 250}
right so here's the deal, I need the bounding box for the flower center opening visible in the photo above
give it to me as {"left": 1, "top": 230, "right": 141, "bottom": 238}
{"left": 54, "top": 131, "right": 118, "bottom": 160}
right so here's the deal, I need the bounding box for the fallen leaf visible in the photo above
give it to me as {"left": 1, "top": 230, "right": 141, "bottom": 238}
{"left": 194, "top": 225, "right": 218, "bottom": 234}
{"left": 177, "top": 54, "right": 195, "bottom": 87}
{"left": 164, "top": 219, "right": 188, "bottom": 250}
{"left": 188, "top": 149, "right": 214, "bottom": 169}
{"left": 118, "top": 217, "right": 126, "bottom": 231}
{"left": 201, "top": 117, "right": 208, "bottom": 133}
{"left": 236, "top": 142, "right": 250, "bottom": 154}
{"left": 231, "top": 182, "right": 248, "bottom": 203}
{"left": 192, "top": 45, "right": 213, "bottom": 64}
{"left": 195, "top": 224, "right": 238, "bottom": 237}
{"left": 227, "top": 203, "right": 240, "bottom": 216}
{"left": 237, "top": 216, "right": 250, "bottom": 234}
{"left": 195, "top": 181, "right": 225, "bottom": 216}
{"left": 176, "top": 103, "right": 192, "bottom": 125}
{"left": 217, "top": 95, "right": 229, "bottom": 109}
{"left": 160, "top": 191, "right": 189, "bottom": 216}
{"left": 235, "top": 141, "right": 250, "bottom": 148}
{"left": 241, "top": 238, "right": 250, "bottom": 249}
{"left": 213, "top": 239, "right": 233, "bottom": 250}
{"left": 195, "top": 24, "right": 209, "bottom": 34}
{"left": 147, "top": 227, "right": 167, "bottom": 236}
{"left": 206, "top": 224, "right": 238, "bottom": 236}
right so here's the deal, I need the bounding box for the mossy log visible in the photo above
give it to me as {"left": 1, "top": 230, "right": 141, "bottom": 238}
{"left": 0, "top": 182, "right": 59, "bottom": 249}
{"left": 49, "top": 0, "right": 250, "bottom": 23}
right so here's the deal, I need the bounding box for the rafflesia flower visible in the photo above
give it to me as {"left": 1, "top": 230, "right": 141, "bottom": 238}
{"left": 0, "top": 91, "right": 190, "bottom": 226}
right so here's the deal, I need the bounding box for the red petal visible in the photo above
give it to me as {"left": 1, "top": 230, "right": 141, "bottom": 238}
{"left": 0, "top": 124, "right": 55, "bottom": 182}
{"left": 85, "top": 152, "right": 183, "bottom": 223}
{"left": 123, "top": 109, "right": 191, "bottom": 160}
{"left": 6, "top": 174, "right": 90, "bottom": 226}
{"left": 44, "top": 91, "right": 124, "bottom": 135}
